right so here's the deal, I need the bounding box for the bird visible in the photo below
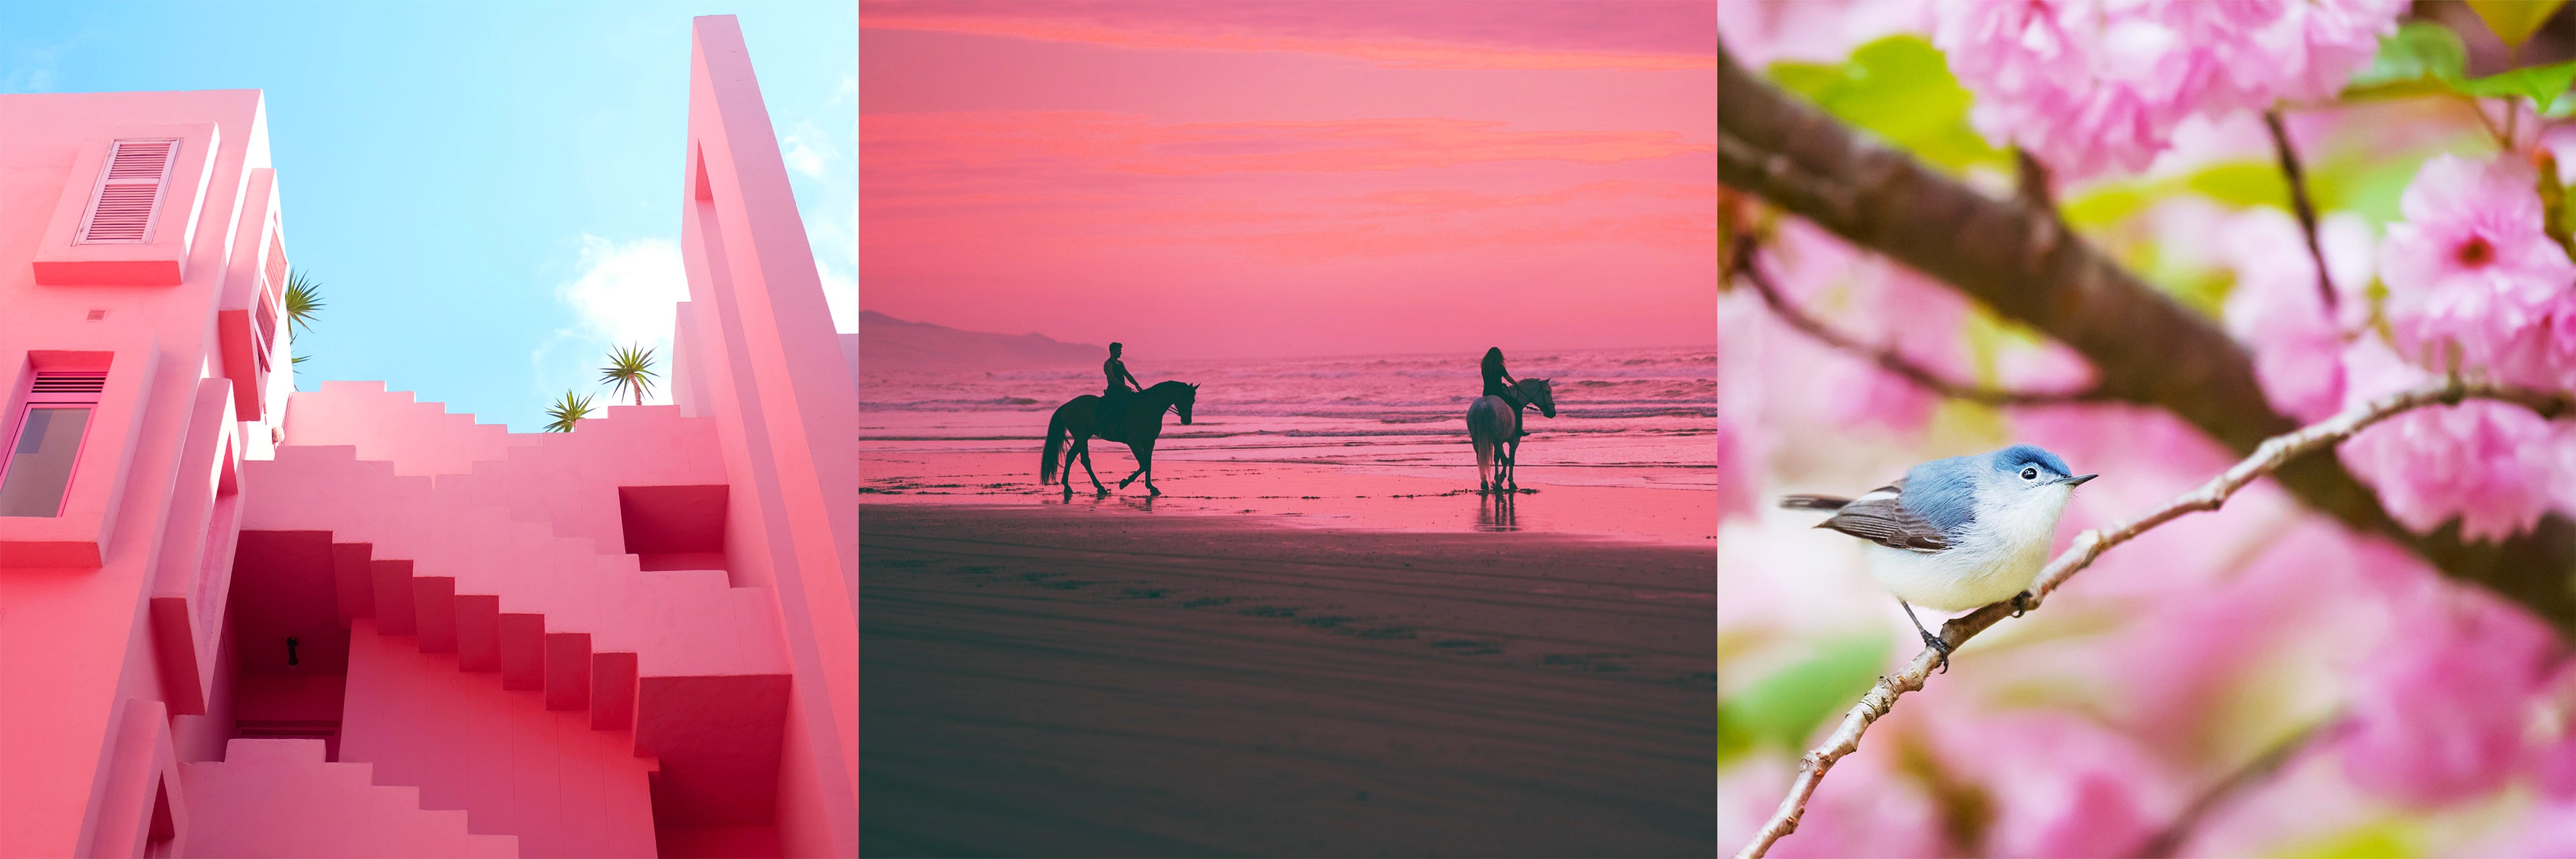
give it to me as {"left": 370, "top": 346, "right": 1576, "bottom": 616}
{"left": 1781, "top": 444, "right": 2096, "bottom": 671}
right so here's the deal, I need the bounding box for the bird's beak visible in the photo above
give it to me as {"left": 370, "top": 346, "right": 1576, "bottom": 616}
{"left": 2063, "top": 474, "right": 2098, "bottom": 487}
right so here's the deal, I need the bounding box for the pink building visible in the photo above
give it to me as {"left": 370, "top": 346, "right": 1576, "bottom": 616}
{"left": 0, "top": 16, "right": 857, "bottom": 858}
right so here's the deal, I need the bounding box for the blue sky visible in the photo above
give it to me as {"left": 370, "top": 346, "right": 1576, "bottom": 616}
{"left": 0, "top": 1, "right": 856, "bottom": 431}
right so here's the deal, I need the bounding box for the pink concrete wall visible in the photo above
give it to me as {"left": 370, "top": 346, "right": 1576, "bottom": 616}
{"left": 677, "top": 16, "right": 859, "bottom": 856}
{"left": 179, "top": 738, "right": 518, "bottom": 858}
{"left": 0, "top": 89, "right": 280, "bottom": 858}
{"left": 341, "top": 619, "right": 658, "bottom": 858}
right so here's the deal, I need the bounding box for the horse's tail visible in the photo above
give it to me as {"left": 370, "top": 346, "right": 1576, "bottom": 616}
{"left": 1040, "top": 409, "right": 1067, "bottom": 485}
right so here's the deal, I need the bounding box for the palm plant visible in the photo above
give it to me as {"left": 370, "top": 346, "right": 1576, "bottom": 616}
{"left": 283, "top": 270, "right": 324, "bottom": 334}
{"left": 543, "top": 390, "right": 594, "bottom": 433}
{"left": 283, "top": 270, "right": 323, "bottom": 387}
{"left": 598, "top": 344, "right": 659, "bottom": 406}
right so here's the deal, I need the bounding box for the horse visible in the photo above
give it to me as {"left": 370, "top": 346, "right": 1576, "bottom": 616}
{"left": 1466, "top": 377, "right": 1554, "bottom": 495}
{"left": 1040, "top": 380, "right": 1199, "bottom": 497}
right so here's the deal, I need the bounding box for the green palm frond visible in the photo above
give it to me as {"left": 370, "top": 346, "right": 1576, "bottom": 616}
{"left": 543, "top": 390, "right": 595, "bottom": 433}
{"left": 283, "top": 270, "right": 324, "bottom": 335}
{"left": 598, "top": 344, "right": 659, "bottom": 407}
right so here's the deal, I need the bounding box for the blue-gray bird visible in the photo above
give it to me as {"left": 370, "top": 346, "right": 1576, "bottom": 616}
{"left": 1782, "top": 444, "right": 2096, "bottom": 670}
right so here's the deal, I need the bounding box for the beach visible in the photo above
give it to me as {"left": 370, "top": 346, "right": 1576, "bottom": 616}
{"left": 859, "top": 346, "right": 1717, "bottom": 856}
{"left": 859, "top": 504, "right": 1716, "bottom": 857}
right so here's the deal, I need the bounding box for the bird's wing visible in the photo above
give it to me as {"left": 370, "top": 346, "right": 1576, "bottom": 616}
{"left": 1815, "top": 483, "right": 1949, "bottom": 552}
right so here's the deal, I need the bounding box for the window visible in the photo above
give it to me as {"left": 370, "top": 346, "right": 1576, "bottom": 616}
{"left": 76, "top": 139, "right": 178, "bottom": 244}
{"left": 0, "top": 372, "right": 105, "bottom": 517}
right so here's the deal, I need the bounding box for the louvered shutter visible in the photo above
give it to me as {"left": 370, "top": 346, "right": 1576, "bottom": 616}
{"left": 76, "top": 139, "right": 179, "bottom": 244}
{"left": 30, "top": 373, "right": 109, "bottom": 397}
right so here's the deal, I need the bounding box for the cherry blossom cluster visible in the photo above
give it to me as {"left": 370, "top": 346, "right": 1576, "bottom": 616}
{"left": 2225, "top": 154, "right": 2576, "bottom": 540}
{"left": 1933, "top": 0, "right": 2405, "bottom": 180}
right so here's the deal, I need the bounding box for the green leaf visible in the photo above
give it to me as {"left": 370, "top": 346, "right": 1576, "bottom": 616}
{"left": 1764, "top": 36, "right": 2006, "bottom": 173}
{"left": 1766, "top": 61, "right": 1839, "bottom": 101}
{"left": 1715, "top": 632, "right": 1890, "bottom": 768}
{"left": 2269, "top": 819, "right": 2422, "bottom": 859}
{"left": 2343, "top": 21, "right": 2468, "bottom": 99}
{"left": 2467, "top": 0, "right": 2568, "bottom": 52}
{"left": 2184, "top": 161, "right": 2294, "bottom": 209}
{"left": 2455, "top": 58, "right": 2576, "bottom": 113}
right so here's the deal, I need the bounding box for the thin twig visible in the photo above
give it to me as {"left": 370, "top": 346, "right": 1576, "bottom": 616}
{"left": 2262, "top": 110, "right": 2337, "bottom": 312}
{"left": 1731, "top": 378, "right": 2574, "bottom": 859}
{"left": 1727, "top": 236, "right": 2103, "bottom": 406}
{"left": 2131, "top": 715, "right": 2344, "bottom": 858}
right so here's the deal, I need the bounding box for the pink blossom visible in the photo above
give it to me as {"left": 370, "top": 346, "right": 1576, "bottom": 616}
{"left": 1717, "top": 0, "right": 1934, "bottom": 68}
{"left": 2222, "top": 209, "right": 2371, "bottom": 422}
{"left": 2476, "top": 799, "right": 2576, "bottom": 858}
{"left": 2338, "top": 338, "right": 2567, "bottom": 540}
{"left": 1716, "top": 415, "right": 1759, "bottom": 524}
{"left": 1925, "top": 711, "right": 2176, "bottom": 857}
{"left": 1934, "top": 0, "right": 2402, "bottom": 180}
{"left": 2378, "top": 154, "right": 2576, "bottom": 389}
{"left": 2337, "top": 591, "right": 2557, "bottom": 806}
{"left": 2539, "top": 724, "right": 2576, "bottom": 800}
{"left": 2266, "top": 0, "right": 2412, "bottom": 103}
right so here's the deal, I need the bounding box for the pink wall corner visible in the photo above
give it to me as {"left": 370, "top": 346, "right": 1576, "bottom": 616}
{"left": 77, "top": 698, "right": 184, "bottom": 858}
{"left": 681, "top": 15, "right": 859, "bottom": 856}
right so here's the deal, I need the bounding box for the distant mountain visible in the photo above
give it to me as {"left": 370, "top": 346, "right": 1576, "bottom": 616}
{"left": 857, "top": 310, "right": 1102, "bottom": 370}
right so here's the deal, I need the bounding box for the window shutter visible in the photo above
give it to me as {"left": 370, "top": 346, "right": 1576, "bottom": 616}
{"left": 30, "top": 372, "right": 109, "bottom": 397}
{"left": 264, "top": 232, "right": 288, "bottom": 295}
{"left": 76, "top": 139, "right": 179, "bottom": 244}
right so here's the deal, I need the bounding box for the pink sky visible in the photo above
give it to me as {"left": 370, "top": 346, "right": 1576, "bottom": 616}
{"left": 859, "top": 1, "right": 1715, "bottom": 359}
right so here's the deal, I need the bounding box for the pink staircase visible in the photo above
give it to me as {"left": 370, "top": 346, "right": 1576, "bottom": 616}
{"left": 280, "top": 381, "right": 543, "bottom": 477}
{"left": 243, "top": 387, "right": 794, "bottom": 837}
{"left": 178, "top": 739, "right": 519, "bottom": 858}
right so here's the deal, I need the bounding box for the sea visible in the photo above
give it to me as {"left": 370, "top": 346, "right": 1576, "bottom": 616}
{"left": 858, "top": 346, "right": 1716, "bottom": 490}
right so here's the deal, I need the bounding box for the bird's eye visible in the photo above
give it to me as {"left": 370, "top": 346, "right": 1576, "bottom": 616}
{"left": 2021, "top": 466, "right": 2038, "bottom": 480}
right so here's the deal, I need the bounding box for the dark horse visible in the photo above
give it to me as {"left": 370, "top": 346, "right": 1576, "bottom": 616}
{"left": 1040, "top": 380, "right": 1199, "bottom": 496}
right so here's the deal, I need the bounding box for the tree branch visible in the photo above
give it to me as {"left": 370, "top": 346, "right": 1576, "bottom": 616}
{"left": 2262, "top": 109, "right": 2337, "bottom": 312}
{"left": 1731, "top": 378, "right": 2575, "bottom": 859}
{"left": 1728, "top": 236, "right": 2104, "bottom": 405}
{"left": 1719, "top": 36, "right": 2576, "bottom": 639}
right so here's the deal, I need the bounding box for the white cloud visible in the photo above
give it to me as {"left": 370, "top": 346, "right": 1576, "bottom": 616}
{"left": 781, "top": 125, "right": 839, "bottom": 181}
{"left": 818, "top": 256, "right": 857, "bottom": 334}
{"left": 541, "top": 234, "right": 687, "bottom": 405}
{"left": 1, "top": 41, "right": 66, "bottom": 94}
{"left": 802, "top": 205, "right": 856, "bottom": 333}
{"left": 831, "top": 72, "right": 856, "bottom": 107}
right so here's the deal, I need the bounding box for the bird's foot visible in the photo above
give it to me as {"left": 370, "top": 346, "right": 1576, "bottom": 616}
{"left": 2010, "top": 591, "right": 2034, "bottom": 617}
{"left": 1917, "top": 629, "right": 1953, "bottom": 674}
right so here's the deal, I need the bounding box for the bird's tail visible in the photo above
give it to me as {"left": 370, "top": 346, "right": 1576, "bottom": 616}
{"left": 1779, "top": 495, "right": 1851, "bottom": 511}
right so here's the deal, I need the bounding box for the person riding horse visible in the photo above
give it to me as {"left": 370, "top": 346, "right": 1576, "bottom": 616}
{"left": 1482, "top": 347, "right": 1529, "bottom": 438}
{"left": 1099, "top": 342, "right": 1143, "bottom": 427}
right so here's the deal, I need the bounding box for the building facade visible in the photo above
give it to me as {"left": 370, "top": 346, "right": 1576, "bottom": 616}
{"left": 0, "top": 16, "right": 858, "bottom": 858}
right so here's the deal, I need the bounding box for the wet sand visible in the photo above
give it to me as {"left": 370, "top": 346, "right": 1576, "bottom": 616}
{"left": 859, "top": 503, "right": 1715, "bottom": 858}
{"left": 861, "top": 450, "right": 1718, "bottom": 545}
